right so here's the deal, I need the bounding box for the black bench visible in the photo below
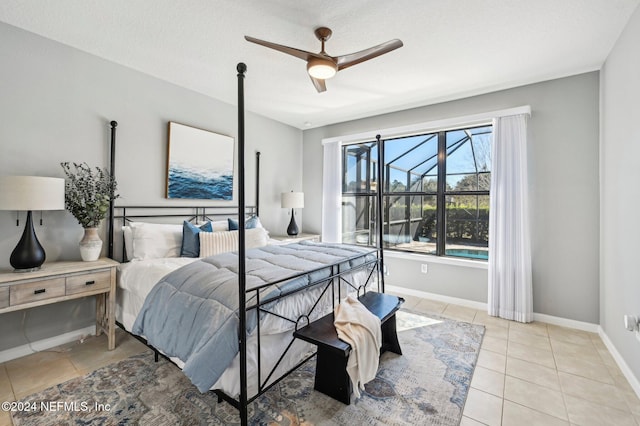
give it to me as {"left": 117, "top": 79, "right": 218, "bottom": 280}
{"left": 293, "top": 291, "right": 404, "bottom": 404}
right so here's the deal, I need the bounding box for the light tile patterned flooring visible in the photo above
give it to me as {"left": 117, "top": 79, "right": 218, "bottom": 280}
{"left": 1, "top": 292, "right": 639, "bottom": 426}
{"left": 0, "top": 329, "right": 148, "bottom": 426}
{"left": 391, "top": 291, "right": 640, "bottom": 426}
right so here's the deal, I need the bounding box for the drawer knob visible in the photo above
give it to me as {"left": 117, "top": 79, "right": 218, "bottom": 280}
{"left": 34, "top": 289, "right": 46, "bottom": 295}
{"left": 85, "top": 280, "right": 96, "bottom": 286}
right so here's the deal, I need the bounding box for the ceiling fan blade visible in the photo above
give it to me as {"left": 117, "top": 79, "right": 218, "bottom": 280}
{"left": 245, "top": 35, "right": 325, "bottom": 62}
{"left": 310, "top": 76, "right": 327, "bottom": 93}
{"left": 336, "top": 39, "right": 403, "bottom": 71}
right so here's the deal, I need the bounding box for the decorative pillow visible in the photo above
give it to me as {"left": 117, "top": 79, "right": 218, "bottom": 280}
{"left": 180, "top": 221, "right": 213, "bottom": 258}
{"left": 199, "top": 228, "right": 269, "bottom": 257}
{"left": 129, "top": 222, "right": 183, "bottom": 260}
{"left": 228, "top": 216, "right": 262, "bottom": 231}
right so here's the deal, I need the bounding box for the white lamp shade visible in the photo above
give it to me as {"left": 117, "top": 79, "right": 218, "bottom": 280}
{"left": 0, "top": 176, "right": 65, "bottom": 211}
{"left": 281, "top": 192, "right": 304, "bottom": 209}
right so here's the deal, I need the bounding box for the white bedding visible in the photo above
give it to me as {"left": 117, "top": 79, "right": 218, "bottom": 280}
{"left": 116, "top": 254, "right": 372, "bottom": 398}
{"left": 116, "top": 257, "right": 197, "bottom": 331}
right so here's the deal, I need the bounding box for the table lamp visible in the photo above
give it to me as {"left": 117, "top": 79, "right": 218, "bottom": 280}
{"left": 0, "top": 176, "right": 65, "bottom": 271}
{"left": 281, "top": 191, "right": 304, "bottom": 236}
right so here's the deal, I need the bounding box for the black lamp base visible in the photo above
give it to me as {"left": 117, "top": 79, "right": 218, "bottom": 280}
{"left": 286, "top": 209, "right": 299, "bottom": 236}
{"left": 10, "top": 211, "right": 46, "bottom": 272}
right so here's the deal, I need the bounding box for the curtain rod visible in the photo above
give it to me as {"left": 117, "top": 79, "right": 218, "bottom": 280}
{"left": 321, "top": 105, "right": 531, "bottom": 145}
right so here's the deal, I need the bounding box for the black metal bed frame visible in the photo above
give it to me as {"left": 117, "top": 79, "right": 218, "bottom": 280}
{"left": 105, "top": 63, "right": 386, "bottom": 426}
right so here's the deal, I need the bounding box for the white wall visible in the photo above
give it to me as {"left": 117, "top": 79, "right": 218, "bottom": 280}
{"left": 0, "top": 22, "right": 302, "bottom": 352}
{"left": 303, "top": 72, "right": 600, "bottom": 322}
{"left": 600, "top": 5, "right": 640, "bottom": 382}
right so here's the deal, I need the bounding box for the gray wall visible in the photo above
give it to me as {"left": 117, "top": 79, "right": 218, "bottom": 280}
{"left": 0, "top": 22, "right": 302, "bottom": 352}
{"left": 303, "top": 72, "right": 600, "bottom": 323}
{"left": 600, "top": 6, "right": 640, "bottom": 381}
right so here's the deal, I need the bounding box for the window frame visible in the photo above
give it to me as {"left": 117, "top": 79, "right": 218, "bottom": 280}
{"left": 341, "top": 124, "right": 492, "bottom": 260}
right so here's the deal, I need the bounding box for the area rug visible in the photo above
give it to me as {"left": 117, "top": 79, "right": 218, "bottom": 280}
{"left": 11, "top": 311, "right": 484, "bottom": 426}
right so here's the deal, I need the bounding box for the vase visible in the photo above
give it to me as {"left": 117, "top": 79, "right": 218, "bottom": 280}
{"left": 79, "top": 227, "right": 102, "bottom": 261}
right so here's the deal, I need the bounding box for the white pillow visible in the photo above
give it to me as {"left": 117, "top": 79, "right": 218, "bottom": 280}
{"left": 211, "top": 220, "right": 230, "bottom": 232}
{"left": 197, "top": 220, "right": 229, "bottom": 232}
{"left": 129, "top": 222, "right": 183, "bottom": 260}
{"left": 199, "top": 228, "right": 269, "bottom": 257}
{"left": 123, "top": 226, "right": 133, "bottom": 260}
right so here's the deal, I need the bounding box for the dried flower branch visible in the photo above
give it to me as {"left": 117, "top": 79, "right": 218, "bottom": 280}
{"left": 60, "top": 162, "right": 119, "bottom": 228}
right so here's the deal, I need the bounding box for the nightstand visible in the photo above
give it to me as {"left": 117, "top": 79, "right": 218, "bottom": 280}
{"left": 0, "top": 258, "right": 119, "bottom": 350}
{"left": 270, "top": 233, "right": 321, "bottom": 243}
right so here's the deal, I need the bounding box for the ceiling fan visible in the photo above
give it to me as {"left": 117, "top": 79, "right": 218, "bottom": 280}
{"left": 245, "top": 27, "right": 403, "bottom": 93}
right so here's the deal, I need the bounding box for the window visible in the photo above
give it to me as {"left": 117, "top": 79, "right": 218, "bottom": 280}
{"left": 341, "top": 124, "right": 492, "bottom": 260}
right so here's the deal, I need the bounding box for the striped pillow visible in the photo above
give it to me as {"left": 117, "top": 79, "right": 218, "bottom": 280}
{"left": 199, "top": 228, "right": 269, "bottom": 257}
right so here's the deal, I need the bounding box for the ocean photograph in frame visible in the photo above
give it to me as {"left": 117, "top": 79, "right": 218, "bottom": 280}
{"left": 166, "top": 122, "right": 234, "bottom": 200}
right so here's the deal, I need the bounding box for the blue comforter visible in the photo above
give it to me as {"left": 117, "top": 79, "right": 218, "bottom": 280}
{"left": 132, "top": 241, "right": 375, "bottom": 392}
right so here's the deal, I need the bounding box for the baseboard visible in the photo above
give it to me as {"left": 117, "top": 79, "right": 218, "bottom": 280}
{"left": 533, "top": 312, "right": 600, "bottom": 333}
{"left": 0, "top": 325, "right": 96, "bottom": 364}
{"left": 386, "top": 285, "right": 487, "bottom": 310}
{"left": 386, "top": 285, "right": 600, "bottom": 332}
{"left": 598, "top": 328, "right": 640, "bottom": 399}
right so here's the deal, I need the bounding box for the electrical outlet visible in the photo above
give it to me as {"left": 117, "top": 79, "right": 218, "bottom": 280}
{"left": 624, "top": 315, "right": 637, "bottom": 331}
{"left": 623, "top": 315, "right": 640, "bottom": 341}
{"left": 421, "top": 264, "right": 428, "bottom": 274}
{"left": 624, "top": 315, "right": 639, "bottom": 331}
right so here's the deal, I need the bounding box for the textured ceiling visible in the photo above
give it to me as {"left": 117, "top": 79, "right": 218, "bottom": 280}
{"left": 0, "top": 0, "right": 638, "bottom": 129}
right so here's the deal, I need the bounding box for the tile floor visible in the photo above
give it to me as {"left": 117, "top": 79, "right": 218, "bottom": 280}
{"left": 392, "top": 292, "right": 640, "bottom": 426}
{"left": 1, "top": 292, "right": 639, "bottom": 426}
{"left": 0, "top": 329, "right": 148, "bottom": 426}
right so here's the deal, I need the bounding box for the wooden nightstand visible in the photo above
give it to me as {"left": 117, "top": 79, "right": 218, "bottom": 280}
{"left": 0, "top": 258, "right": 119, "bottom": 350}
{"left": 270, "top": 233, "right": 321, "bottom": 243}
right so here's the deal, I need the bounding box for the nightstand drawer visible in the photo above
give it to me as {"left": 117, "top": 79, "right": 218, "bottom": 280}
{"left": 0, "top": 286, "right": 8, "bottom": 309}
{"left": 10, "top": 278, "right": 66, "bottom": 306}
{"left": 66, "top": 270, "right": 111, "bottom": 295}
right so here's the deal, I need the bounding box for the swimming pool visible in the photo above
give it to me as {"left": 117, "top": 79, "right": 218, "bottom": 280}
{"left": 445, "top": 248, "right": 489, "bottom": 260}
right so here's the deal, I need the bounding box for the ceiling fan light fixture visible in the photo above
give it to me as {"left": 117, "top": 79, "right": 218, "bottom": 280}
{"left": 307, "top": 58, "right": 337, "bottom": 79}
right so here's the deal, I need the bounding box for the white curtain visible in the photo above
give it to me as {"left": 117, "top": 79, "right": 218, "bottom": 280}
{"left": 322, "top": 140, "right": 342, "bottom": 243}
{"left": 488, "top": 113, "right": 532, "bottom": 323}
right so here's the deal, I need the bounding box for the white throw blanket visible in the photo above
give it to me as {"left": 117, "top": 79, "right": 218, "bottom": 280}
{"left": 334, "top": 295, "right": 382, "bottom": 399}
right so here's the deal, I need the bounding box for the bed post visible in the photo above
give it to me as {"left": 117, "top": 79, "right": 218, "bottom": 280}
{"left": 108, "top": 120, "right": 118, "bottom": 260}
{"left": 236, "top": 62, "right": 249, "bottom": 426}
{"left": 255, "top": 151, "right": 261, "bottom": 217}
{"left": 376, "top": 134, "right": 385, "bottom": 292}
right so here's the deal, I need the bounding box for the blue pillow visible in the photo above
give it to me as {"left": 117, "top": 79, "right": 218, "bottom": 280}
{"left": 180, "top": 221, "right": 213, "bottom": 257}
{"left": 228, "top": 216, "right": 260, "bottom": 231}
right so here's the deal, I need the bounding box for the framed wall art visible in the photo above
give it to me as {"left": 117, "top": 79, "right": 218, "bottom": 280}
{"left": 166, "top": 122, "right": 234, "bottom": 200}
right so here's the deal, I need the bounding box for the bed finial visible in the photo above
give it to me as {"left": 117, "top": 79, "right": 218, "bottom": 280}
{"left": 237, "top": 62, "right": 247, "bottom": 74}
{"left": 110, "top": 120, "right": 118, "bottom": 128}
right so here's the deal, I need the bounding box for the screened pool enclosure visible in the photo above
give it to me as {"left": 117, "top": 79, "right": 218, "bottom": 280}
{"left": 342, "top": 125, "right": 492, "bottom": 260}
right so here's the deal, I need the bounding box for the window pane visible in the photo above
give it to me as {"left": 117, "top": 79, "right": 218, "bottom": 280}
{"left": 343, "top": 143, "right": 377, "bottom": 193}
{"left": 385, "top": 133, "right": 438, "bottom": 193}
{"left": 446, "top": 126, "right": 492, "bottom": 192}
{"left": 445, "top": 194, "right": 489, "bottom": 260}
{"left": 446, "top": 172, "right": 491, "bottom": 191}
{"left": 342, "top": 195, "right": 376, "bottom": 245}
{"left": 383, "top": 195, "right": 437, "bottom": 254}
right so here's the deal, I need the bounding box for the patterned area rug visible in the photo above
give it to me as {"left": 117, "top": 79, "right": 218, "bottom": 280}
{"left": 11, "top": 311, "right": 484, "bottom": 426}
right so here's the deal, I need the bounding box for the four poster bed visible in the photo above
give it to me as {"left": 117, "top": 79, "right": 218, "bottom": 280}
{"left": 106, "top": 63, "right": 389, "bottom": 426}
